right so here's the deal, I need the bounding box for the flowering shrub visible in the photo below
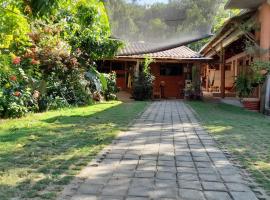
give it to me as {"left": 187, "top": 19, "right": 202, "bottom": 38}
{"left": 0, "top": 0, "right": 122, "bottom": 119}
{"left": 104, "top": 72, "right": 118, "bottom": 100}
{"left": 0, "top": 73, "right": 36, "bottom": 118}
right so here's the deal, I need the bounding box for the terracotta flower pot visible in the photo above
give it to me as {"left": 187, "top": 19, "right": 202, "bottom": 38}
{"left": 242, "top": 98, "right": 260, "bottom": 111}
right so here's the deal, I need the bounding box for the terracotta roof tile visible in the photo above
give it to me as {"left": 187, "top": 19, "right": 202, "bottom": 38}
{"left": 117, "top": 43, "right": 205, "bottom": 60}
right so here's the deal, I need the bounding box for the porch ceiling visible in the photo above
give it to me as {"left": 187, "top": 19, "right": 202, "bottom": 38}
{"left": 225, "top": 0, "right": 265, "bottom": 9}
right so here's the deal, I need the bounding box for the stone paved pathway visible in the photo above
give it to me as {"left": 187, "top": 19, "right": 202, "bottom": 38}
{"left": 58, "top": 101, "right": 258, "bottom": 200}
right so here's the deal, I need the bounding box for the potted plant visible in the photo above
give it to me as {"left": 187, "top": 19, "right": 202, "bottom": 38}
{"left": 184, "top": 84, "right": 194, "bottom": 100}
{"left": 235, "top": 74, "right": 260, "bottom": 111}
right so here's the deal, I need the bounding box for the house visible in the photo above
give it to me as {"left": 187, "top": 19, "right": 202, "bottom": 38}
{"left": 98, "top": 43, "right": 210, "bottom": 99}
{"left": 200, "top": 0, "right": 270, "bottom": 112}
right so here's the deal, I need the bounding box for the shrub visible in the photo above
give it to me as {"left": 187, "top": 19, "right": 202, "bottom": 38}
{"left": 0, "top": 1, "right": 122, "bottom": 118}
{"left": 48, "top": 96, "right": 70, "bottom": 110}
{"left": 235, "top": 74, "right": 254, "bottom": 98}
{"left": 0, "top": 57, "right": 38, "bottom": 118}
{"left": 133, "top": 58, "right": 155, "bottom": 101}
{"left": 104, "top": 72, "right": 118, "bottom": 100}
{"left": 0, "top": 85, "right": 34, "bottom": 118}
{"left": 45, "top": 66, "right": 91, "bottom": 106}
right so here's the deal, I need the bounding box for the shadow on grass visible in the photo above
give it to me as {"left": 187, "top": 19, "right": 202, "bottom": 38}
{"left": 0, "top": 102, "right": 147, "bottom": 199}
{"left": 188, "top": 101, "right": 270, "bottom": 195}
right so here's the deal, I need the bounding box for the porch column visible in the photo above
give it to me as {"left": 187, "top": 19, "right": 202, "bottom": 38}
{"left": 206, "top": 64, "right": 209, "bottom": 92}
{"left": 220, "top": 44, "right": 226, "bottom": 98}
{"left": 259, "top": 3, "right": 270, "bottom": 113}
{"left": 259, "top": 2, "right": 270, "bottom": 61}
{"left": 135, "top": 60, "right": 140, "bottom": 77}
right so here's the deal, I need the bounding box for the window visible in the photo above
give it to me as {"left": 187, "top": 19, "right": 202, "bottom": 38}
{"left": 112, "top": 62, "right": 125, "bottom": 70}
{"left": 160, "top": 63, "right": 183, "bottom": 76}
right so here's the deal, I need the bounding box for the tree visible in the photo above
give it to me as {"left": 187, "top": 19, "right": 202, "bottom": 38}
{"left": 105, "top": 0, "right": 226, "bottom": 44}
{"left": 0, "top": 3, "right": 30, "bottom": 50}
{"left": 0, "top": 0, "right": 122, "bottom": 119}
{"left": 188, "top": 0, "right": 240, "bottom": 51}
{"left": 67, "top": 0, "right": 122, "bottom": 63}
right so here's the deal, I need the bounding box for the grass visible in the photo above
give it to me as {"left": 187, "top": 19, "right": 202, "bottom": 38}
{"left": 188, "top": 101, "right": 270, "bottom": 195}
{"left": 0, "top": 101, "right": 148, "bottom": 200}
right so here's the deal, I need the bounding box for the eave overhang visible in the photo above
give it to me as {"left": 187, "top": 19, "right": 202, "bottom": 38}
{"left": 225, "top": 0, "right": 265, "bottom": 9}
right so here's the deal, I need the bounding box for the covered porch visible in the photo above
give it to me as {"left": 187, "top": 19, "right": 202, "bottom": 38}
{"left": 200, "top": 10, "right": 261, "bottom": 110}
{"left": 99, "top": 44, "right": 210, "bottom": 99}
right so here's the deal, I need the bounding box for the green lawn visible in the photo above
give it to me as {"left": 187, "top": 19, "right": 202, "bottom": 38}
{"left": 0, "top": 101, "right": 148, "bottom": 200}
{"left": 188, "top": 101, "right": 270, "bottom": 195}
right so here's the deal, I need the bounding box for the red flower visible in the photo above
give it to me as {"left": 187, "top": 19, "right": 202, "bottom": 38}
{"left": 12, "top": 57, "right": 21, "bottom": 65}
{"left": 13, "top": 91, "right": 21, "bottom": 97}
{"left": 10, "top": 75, "right": 17, "bottom": 81}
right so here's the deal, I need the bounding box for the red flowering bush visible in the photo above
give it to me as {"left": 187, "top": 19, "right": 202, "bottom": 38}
{"left": 0, "top": 54, "right": 38, "bottom": 118}
{"left": 12, "top": 56, "right": 21, "bottom": 65}
{"left": 0, "top": 72, "right": 35, "bottom": 118}
{"left": 0, "top": 1, "right": 121, "bottom": 119}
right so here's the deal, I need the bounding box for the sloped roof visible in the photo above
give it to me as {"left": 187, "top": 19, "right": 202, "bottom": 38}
{"left": 117, "top": 43, "right": 208, "bottom": 60}
{"left": 200, "top": 10, "right": 255, "bottom": 56}
{"left": 118, "top": 42, "right": 160, "bottom": 56}
{"left": 225, "top": 0, "right": 265, "bottom": 9}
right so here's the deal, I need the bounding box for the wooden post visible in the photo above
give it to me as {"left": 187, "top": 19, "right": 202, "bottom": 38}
{"left": 259, "top": 2, "right": 270, "bottom": 61}
{"left": 135, "top": 60, "right": 140, "bottom": 77}
{"left": 220, "top": 43, "right": 225, "bottom": 98}
{"left": 206, "top": 64, "right": 209, "bottom": 92}
{"left": 259, "top": 3, "right": 270, "bottom": 113}
{"left": 124, "top": 61, "right": 127, "bottom": 90}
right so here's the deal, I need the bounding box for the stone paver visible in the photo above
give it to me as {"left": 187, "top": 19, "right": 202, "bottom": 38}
{"left": 58, "top": 101, "right": 259, "bottom": 200}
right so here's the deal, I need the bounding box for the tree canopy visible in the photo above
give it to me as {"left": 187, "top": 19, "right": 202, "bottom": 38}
{"left": 0, "top": 0, "right": 122, "bottom": 119}
{"left": 188, "top": 0, "right": 240, "bottom": 51}
{"left": 105, "top": 0, "right": 221, "bottom": 45}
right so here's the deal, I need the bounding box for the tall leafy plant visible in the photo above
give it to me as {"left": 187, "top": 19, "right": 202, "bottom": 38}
{"left": 133, "top": 57, "right": 155, "bottom": 101}
{"left": 235, "top": 73, "right": 254, "bottom": 98}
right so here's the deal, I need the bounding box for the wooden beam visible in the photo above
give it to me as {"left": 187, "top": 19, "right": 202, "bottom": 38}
{"left": 114, "top": 57, "right": 211, "bottom": 63}
{"left": 124, "top": 61, "right": 127, "bottom": 89}
{"left": 202, "top": 27, "right": 235, "bottom": 56}
{"left": 206, "top": 29, "right": 243, "bottom": 57}
{"left": 206, "top": 64, "right": 209, "bottom": 92}
{"left": 220, "top": 43, "right": 226, "bottom": 99}
{"left": 225, "top": 52, "right": 247, "bottom": 64}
